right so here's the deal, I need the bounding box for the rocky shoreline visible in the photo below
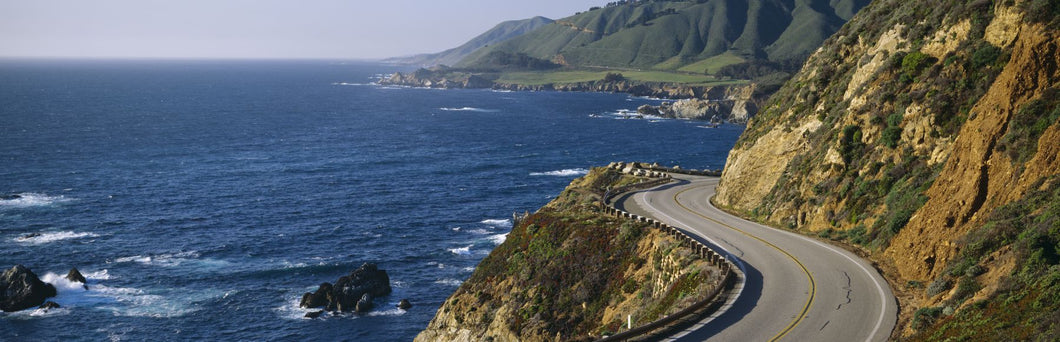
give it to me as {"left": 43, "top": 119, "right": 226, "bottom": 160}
{"left": 0, "top": 265, "right": 86, "bottom": 312}
{"left": 380, "top": 69, "right": 762, "bottom": 123}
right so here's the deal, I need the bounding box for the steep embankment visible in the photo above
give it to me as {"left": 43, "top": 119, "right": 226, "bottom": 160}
{"left": 715, "top": 0, "right": 1060, "bottom": 339}
{"left": 460, "top": 0, "right": 869, "bottom": 71}
{"left": 384, "top": 16, "right": 554, "bottom": 67}
{"left": 417, "top": 168, "right": 724, "bottom": 341}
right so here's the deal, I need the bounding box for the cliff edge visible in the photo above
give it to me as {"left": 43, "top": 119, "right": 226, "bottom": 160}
{"left": 417, "top": 168, "right": 725, "bottom": 341}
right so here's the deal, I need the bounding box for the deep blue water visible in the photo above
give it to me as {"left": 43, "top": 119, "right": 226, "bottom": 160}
{"left": 0, "top": 60, "right": 742, "bottom": 341}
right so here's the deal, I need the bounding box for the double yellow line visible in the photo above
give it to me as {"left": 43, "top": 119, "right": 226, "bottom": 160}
{"left": 673, "top": 185, "right": 816, "bottom": 342}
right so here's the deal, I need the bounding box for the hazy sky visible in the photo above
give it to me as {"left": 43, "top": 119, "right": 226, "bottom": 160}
{"left": 0, "top": 0, "right": 606, "bottom": 60}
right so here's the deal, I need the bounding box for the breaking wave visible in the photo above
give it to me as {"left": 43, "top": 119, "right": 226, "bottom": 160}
{"left": 440, "top": 107, "right": 496, "bottom": 112}
{"left": 449, "top": 246, "right": 472, "bottom": 255}
{"left": 480, "top": 219, "right": 513, "bottom": 228}
{"left": 530, "top": 168, "right": 589, "bottom": 177}
{"left": 0, "top": 193, "right": 73, "bottom": 209}
{"left": 14, "top": 231, "right": 99, "bottom": 244}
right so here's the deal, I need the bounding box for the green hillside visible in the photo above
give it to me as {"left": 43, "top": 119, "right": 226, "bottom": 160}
{"left": 384, "top": 16, "right": 553, "bottom": 67}
{"left": 459, "top": 0, "right": 869, "bottom": 72}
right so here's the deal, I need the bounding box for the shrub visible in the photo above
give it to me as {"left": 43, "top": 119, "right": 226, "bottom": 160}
{"left": 881, "top": 127, "right": 903, "bottom": 148}
{"left": 913, "top": 306, "right": 945, "bottom": 330}
{"left": 927, "top": 278, "right": 951, "bottom": 297}
{"left": 902, "top": 51, "right": 936, "bottom": 77}
{"left": 970, "top": 44, "right": 1002, "bottom": 69}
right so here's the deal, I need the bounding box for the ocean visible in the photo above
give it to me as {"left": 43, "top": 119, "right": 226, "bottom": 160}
{"left": 0, "top": 60, "right": 742, "bottom": 341}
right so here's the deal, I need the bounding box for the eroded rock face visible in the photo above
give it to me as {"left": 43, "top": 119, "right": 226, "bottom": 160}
{"left": 299, "top": 263, "right": 392, "bottom": 314}
{"left": 0, "top": 265, "right": 57, "bottom": 312}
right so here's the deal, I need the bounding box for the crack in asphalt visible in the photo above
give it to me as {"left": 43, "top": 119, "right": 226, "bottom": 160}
{"left": 837, "top": 271, "right": 853, "bottom": 310}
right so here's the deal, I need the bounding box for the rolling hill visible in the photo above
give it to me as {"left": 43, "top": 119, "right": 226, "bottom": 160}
{"left": 458, "top": 0, "right": 870, "bottom": 72}
{"left": 384, "top": 16, "right": 553, "bottom": 67}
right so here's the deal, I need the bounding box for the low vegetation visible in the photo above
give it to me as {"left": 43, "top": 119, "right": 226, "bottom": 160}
{"left": 422, "top": 168, "right": 723, "bottom": 341}
{"left": 911, "top": 176, "right": 1060, "bottom": 340}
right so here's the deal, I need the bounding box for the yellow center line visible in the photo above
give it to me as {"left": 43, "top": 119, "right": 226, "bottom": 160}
{"left": 672, "top": 183, "right": 815, "bottom": 342}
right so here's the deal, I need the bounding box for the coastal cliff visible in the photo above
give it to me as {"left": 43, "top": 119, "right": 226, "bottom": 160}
{"left": 416, "top": 168, "right": 724, "bottom": 341}
{"left": 714, "top": 0, "right": 1060, "bottom": 338}
{"left": 381, "top": 69, "right": 761, "bottom": 122}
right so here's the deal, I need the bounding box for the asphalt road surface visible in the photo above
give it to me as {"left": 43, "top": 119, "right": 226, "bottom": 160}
{"left": 613, "top": 175, "right": 897, "bottom": 341}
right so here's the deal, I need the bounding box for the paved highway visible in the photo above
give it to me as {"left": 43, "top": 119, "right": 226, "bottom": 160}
{"left": 613, "top": 174, "right": 897, "bottom": 341}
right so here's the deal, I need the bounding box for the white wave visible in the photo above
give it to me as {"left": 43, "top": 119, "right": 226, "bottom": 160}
{"left": 488, "top": 233, "right": 509, "bottom": 245}
{"left": 480, "top": 219, "right": 513, "bottom": 228}
{"left": 462, "top": 267, "right": 476, "bottom": 272}
{"left": 112, "top": 251, "right": 231, "bottom": 270}
{"left": 84, "top": 269, "right": 113, "bottom": 280}
{"left": 449, "top": 246, "right": 472, "bottom": 255}
{"left": 0, "top": 193, "right": 73, "bottom": 209}
{"left": 14, "top": 231, "right": 99, "bottom": 244}
{"left": 36, "top": 270, "right": 218, "bottom": 318}
{"left": 439, "top": 107, "right": 497, "bottom": 112}
{"left": 435, "top": 279, "right": 463, "bottom": 287}
{"left": 332, "top": 82, "right": 372, "bottom": 86}
{"left": 468, "top": 228, "right": 490, "bottom": 235}
{"left": 530, "top": 168, "right": 589, "bottom": 177}
{"left": 366, "top": 307, "right": 407, "bottom": 317}
{"left": 276, "top": 295, "right": 321, "bottom": 320}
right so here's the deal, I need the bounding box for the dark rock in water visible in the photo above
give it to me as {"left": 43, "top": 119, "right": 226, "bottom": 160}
{"left": 355, "top": 293, "right": 373, "bottom": 313}
{"left": 297, "top": 263, "right": 392, "bottom": 313}
{"left": 39, "top": 301, "right": 61, "bottom": 310}
{"left": 332, "top": 263, "right": 391, "bottom": 312}
{"left": 397, "top": 299, "right": 412, "bottom": 310}
{"left": 637, "top": 104, "right": 660, "bottom": 116}
{"left": 18, "top": 233, "right": 41, "bottom": 240}
{"left": 299, "top": 282, "right": 332, "bottom": 309}
{"left": 304, "top": 310, "right": 325, "bottom": 319}
{"left": 0, "top": 265, "right": 58, "bottom": 312}
{"left": 66, "top": 267, "right": 88, "bottom": 290}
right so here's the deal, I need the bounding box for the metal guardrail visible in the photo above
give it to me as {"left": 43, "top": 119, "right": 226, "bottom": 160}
{"left": 595, "top": 170, "right": 736, "bottom": 341}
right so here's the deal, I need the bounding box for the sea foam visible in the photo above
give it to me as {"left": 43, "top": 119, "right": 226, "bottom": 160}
{"left": 530, "top": 168, "right": 589, "bottom": 177}
{"left": 487, "top": 233, "right": 509, "bottom": 245}
{"left": 36, "top": 269, "right": 217, "bottom": 318}
{"left": 14, "top": 231, "right": 99, "bottom": 244}
{"left": 480, "top": 218, "right": 513, "bottom": 229}
{"left": 449, "top": 246, "right": 472, "bottom": 255}
{"left": 0, "top": 193, "right": 73, "bottom": 209}
{"left": 440, "top": 107, "right": 497, "bottom": 112}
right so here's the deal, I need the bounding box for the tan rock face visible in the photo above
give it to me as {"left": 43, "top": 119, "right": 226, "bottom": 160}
{"left": 716, "top": 116, "right": 823, "bottom": 211}
{"left": 887, "top": 26, "right": 1060, "bottom": 281}
{"left": 716, "top": 0, "right": 1060, "bottom": 334}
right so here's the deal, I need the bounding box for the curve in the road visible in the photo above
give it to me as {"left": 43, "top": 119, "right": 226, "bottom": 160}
{"left": 616, "top": 175, "right": 897, "bottom": 341}
{"left": 672, "top": 186, "right": 816, "bottom": 342}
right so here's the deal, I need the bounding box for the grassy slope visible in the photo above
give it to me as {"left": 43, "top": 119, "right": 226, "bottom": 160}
{"left": 460, "top": 0, "right": 867, "bottom": 72}
{"left": 389, "top": 17, "right": 553, "bottom": 67}
{"left": 419, "top": 168, "right": 722, "bottom": 341}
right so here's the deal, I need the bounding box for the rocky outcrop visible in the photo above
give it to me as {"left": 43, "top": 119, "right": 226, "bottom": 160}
{"left": 1, "top": 265, "right": 57, "bottom": 312}
{"left": 637, "top": 96, "right": 758, "bottom": 123}
{"left": 416, "top": 168, "right": 724, "bottom": 341}
{"left": 380, "top": 68, "right": 763, "bottom": 120}
{"left": 715, "top": 0, "right": 1060, "bottom": 338}
{"left": 299, "top": 263, "right": 392, "bottom": 314}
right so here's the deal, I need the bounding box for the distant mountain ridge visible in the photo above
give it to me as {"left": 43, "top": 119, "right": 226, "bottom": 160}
{"left": 458, "top": 0, "right": 870, "bottom": 71}
{"left": 384, "top": 16, "right": 554, "bottom": 67}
